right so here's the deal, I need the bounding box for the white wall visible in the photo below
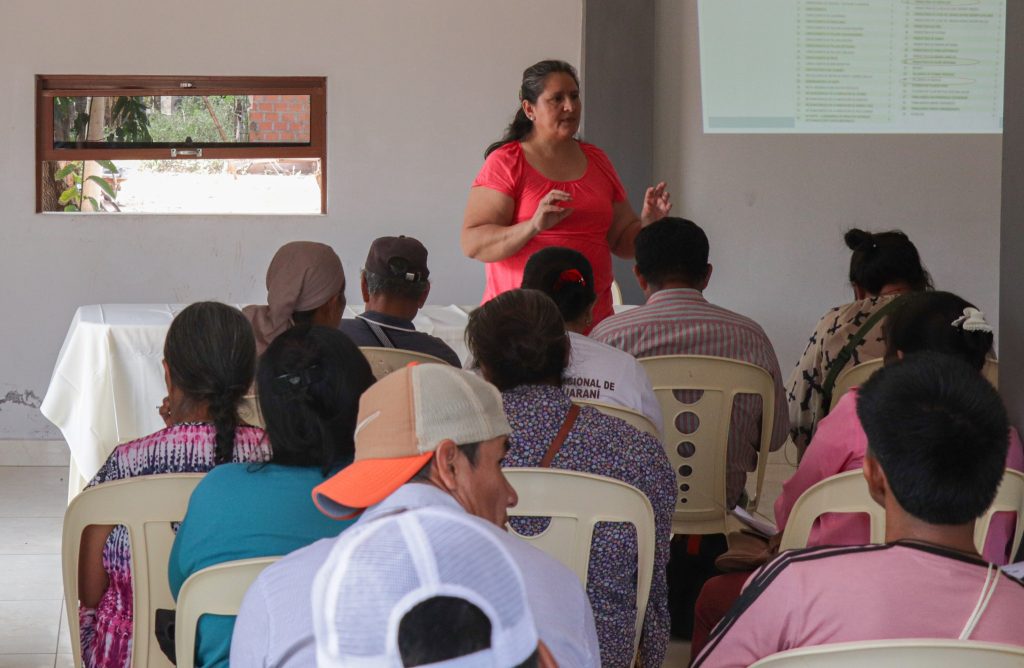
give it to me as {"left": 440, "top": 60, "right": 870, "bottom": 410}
{"left": 0, "top": 0, "right": 583, "bottom": 439}
{"left": 654, "top": 1, "right": 1003, "bottom": 374}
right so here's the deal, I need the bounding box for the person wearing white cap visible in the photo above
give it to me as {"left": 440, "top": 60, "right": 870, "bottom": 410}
{"left": 313, "top": 505, "right": 556, "bottom": 667}
{"left": 231, "top": 364, "right": 599, "bottom": 667}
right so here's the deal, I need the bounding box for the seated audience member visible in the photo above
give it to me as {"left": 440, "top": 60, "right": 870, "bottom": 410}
{"left": 776, "top": 291, "right": 1021, "bottom": 560}
{"left": 466, "top": 289, "right": 675, "bottom": 668}
{"left": 244, "top": 240, "right": 347, "bottom": 354}
{"left": 787, "top": 228, "right": 932, "bottom": 451}
{"left": 312, "top": 506, "right": 556, "bottom": 667}
{"left": 167, "top": 325, "right": 375, "bottom": 667}
{"left": 591, "top": 217, "right": 788, "bottom": 509}
{"left": 521, "top": 246, "right": 662, "bottom": 429}
{"left": 78, "top": 302, "right": 271, "bottom": 668}
{"left": 689, "top": 291, "right": 1024, "bottom": 659}
{"left": 232, "top": 364, "right": 599, "bottom": 667}
{"left": 693, "top": 353, "right": 1024, "bottom": 667}
{"left": 339, "top": 235, "right": 461, "bottom": 366}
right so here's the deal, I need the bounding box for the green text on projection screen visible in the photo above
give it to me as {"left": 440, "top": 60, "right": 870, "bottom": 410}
{"left": 698, "top": 0, "right": 1005, "bottom": 133}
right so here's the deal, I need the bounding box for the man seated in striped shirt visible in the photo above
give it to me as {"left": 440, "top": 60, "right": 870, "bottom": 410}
{"left": 692, "top": 353, "right": 1024, "bottom": 667}
{"left": 591, "top": 217, "right": 789, "bottom": 509}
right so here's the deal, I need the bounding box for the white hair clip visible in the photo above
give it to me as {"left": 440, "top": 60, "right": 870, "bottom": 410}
{"left": 951, "top": 307, "right": 993, "bottom": 333}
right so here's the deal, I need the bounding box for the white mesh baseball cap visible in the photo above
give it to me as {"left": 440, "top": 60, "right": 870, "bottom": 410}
{"left": 312, "top": 506, "right": 539, "bottom": 667}
{"left": 312, "top": 364, "right": 511, "bottom": 519}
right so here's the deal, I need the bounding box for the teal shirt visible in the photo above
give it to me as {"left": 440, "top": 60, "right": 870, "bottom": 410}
{"left": 168, "top": 462, "right": 354, "bottom": 668}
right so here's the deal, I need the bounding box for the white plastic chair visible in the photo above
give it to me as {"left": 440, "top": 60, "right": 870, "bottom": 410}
{"left": 572, "top": 399, "right": 660, "bottom": 438}
{"left": 175, "top": 557, "right": 280, "bottom": 668}
{"left": 62, "top": 473, "right": 205, "bottom": 668}
{"left": 503, "top": 468, "right": 656, "bottom": 665}
{"left": 830, "top": 358, "right": 999, "bottom": 410}
{"left": 749, "top": 639, "right": 1024, "bottom": 667}
{"left": 359, "top": 346, "right": 447, "bottom": 379}
{"left": 610, "top": 279, "right": 624, "bottom": 306}
{"left": 639, "top": 355, "right": 776, "bottom": 534}
{"left": 237, "top": 394, "right": 264, "bottom": 428}
{"left": 974, "top": 469, "right": 1024, "bottom": 559}
{"left": 779, "top": 471, "right": 885, "bottom": 551}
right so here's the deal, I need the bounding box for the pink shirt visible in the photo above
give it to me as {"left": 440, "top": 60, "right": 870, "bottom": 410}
{"left": 775, "top": 389, "right": 1024, "bottom": 564}
{"left": 472, "top": 141, "right": 627, "bottom": 326}
{"left": 693, "top": 542, "right": 1024, "bottom": 668}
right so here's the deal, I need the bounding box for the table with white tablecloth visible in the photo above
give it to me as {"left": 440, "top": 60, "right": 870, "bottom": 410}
{"left": 40, "top": 303, "right": 473, "bottom": 498}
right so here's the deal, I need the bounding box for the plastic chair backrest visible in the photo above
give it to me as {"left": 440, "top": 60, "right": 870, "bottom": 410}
{"left": 503, "top": 467, "right": 656, "bottom": 664}
{"left": 175, "top": 557, "right": 280, "bottom": 668}
{"left": 749, "top": 639, "right": 1024, "bottom": 667}
{"left": 610, "top": 279, "right": 624, "bottom": 306}
{"left": 778, "top": 470, "right": 885, "bottom": 551}
{"left": 62, "top": 473, "right": 205, "bottom": 668}
{"left": 974, "top": 469, "right": 1024, "bottom": 558}
{"left": 237, "top": 394, "right": 264, "bottom": 428}
{"left": 359, "top": 346, "right": 447, "bottom": 379}
{"left": 572, "top": 399, "right": 660, "bottom": 438}
{"left": 639, "top": 355, "right": 776, "bottom": 534}
{"left": 831, "top": 358, "right": 999, "bottom": 410}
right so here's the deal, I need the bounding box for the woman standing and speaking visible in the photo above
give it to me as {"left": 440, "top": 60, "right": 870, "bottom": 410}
{"left": 462, "top": 60, "right": 672, "bottom": 327}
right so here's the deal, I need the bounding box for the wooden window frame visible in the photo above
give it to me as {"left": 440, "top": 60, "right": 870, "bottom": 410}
{"left": 36, "top": 75, "right": 327, "bottom": 213}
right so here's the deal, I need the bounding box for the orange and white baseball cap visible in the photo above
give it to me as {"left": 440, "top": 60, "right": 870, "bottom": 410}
{"left": 312, "top": 363, "right": 511, "bottom": 519}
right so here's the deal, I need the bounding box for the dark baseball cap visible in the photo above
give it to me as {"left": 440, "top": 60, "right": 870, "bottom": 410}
{"left": 365, "top": 236, "right": 429, "bottom": 282}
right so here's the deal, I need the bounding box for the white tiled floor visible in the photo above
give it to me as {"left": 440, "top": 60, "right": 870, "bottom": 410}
{"left": 0, "top": 465, "right": 71, "bottom": 666}
{"left": 0, "top": 442, "right": 796, "bottom": 667}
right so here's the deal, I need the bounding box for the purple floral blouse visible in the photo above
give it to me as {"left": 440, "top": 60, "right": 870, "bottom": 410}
{"left": 501, "top": 384, "right": 675, "bottom": 668}
{"left": 78, "top": 422, "right": 270, "bottom": 668}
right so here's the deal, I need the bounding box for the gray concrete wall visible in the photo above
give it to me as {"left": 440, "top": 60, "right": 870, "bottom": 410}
{"left": 999, "top": 1, "right": 1024, "bottom": 427}
{"left": 581, "top": 0, "right": 656, "bottom": 304}
{"left": 0, "top": 0, "right": 583, "bottom": 439}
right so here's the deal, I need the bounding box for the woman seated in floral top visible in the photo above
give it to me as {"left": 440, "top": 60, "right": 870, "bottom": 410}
{"left": 77, "top": 302, "right": 273, "bottom": 668}
{"left": 466, "top": 289, "right": 675, "bottom": 668}
{"left": 787, "top": 228, "right": 932, "bottom": 453}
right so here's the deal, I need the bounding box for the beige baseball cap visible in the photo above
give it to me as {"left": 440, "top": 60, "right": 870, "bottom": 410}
{"left": 312, "top": 363, "right": 511, "bottom": 519}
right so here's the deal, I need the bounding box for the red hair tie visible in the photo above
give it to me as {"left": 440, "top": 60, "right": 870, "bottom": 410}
{"left": 553, "top": 269, "right": 586, "bottom": 291}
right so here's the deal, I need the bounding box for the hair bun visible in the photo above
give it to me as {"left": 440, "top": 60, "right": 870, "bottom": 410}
{"left": 844, "top": 228, "right": 875, "bottom": 252}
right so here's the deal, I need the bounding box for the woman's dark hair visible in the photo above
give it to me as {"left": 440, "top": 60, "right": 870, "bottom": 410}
{"left": 164, "top": 301, "right": 256, "bottom": 464}
{"left": 485, "top": 60, "right": 580, "bottom": 157}
{"left": 521, "top": 247, "right": 596, "bottom": 324}
{"left": 257, "top": 325, "right": 375, "bottom": 475}
{"left": 466, "top": 289, "right": 569, "bottom": 391}
{"left": 844, "top": 228, "right": 932, "bottom": 294}
{"left": 883, "top": 291, "right": 993, "bottom": 371}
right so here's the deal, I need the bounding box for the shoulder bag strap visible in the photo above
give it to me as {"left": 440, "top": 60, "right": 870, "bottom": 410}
{"left": 820, "top": 295, "right": 905, "bottom": 415}
{"left": 358, "top": 315, "right": 395, "bottom": 349}
{"left": 540, "top": 404, "right": 581, "bottom": 468}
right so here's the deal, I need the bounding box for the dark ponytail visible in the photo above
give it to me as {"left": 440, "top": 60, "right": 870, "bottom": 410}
{"left": 845, "top": 228, "right": 933, "bottom": 294}
{"left": 485, "top": 60, "right": 579, "bottom": 157}
{"left": 521, "top": 246, "right": 596, "bottom": 324}
{"left": 883, "top": 291, "right": 993, "bottom": 371}
{"left": 164, "top": 301, "right": 256, "bottom": 464}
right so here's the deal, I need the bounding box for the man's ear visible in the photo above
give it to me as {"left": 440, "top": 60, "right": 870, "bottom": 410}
{"left": 863, "top": 453, "right": 888, "bottom": 508}
{"left": 432, "top": 440, "right": 460, "bottom": 491}
{"left": 632, "top": 264, "right": 648, "bottom": 292}
{"left": 360, "top": 273, "right": 370, "bottom": 302}
{"left": 417, "top": 283, "right": 430, "bottom": 309}
{"left": 700, "top": 263, "right": 713, "bottom": 290}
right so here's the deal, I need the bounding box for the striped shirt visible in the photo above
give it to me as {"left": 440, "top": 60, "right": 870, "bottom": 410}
{"left": 692, "top": 542, "right": 1024, "bottom": 667}
{"left": 591, "top": 288, "right": 789, "bottom": 507}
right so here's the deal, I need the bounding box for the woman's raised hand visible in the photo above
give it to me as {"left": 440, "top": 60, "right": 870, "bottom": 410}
{"left": 530, "top": 189, "right": 574, "bottom": 233}
{"left": 640, "top": 182, "right": 672, "bottom": 226}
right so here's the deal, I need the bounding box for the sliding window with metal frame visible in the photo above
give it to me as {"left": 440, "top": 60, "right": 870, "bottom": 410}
{"left": 35, "top": 75, "right": 327, "bottom": 213}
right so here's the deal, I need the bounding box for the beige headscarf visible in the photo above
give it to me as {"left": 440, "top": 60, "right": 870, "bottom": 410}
{"left": 243, "top": 241, "right": 345, "bottom": 354}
